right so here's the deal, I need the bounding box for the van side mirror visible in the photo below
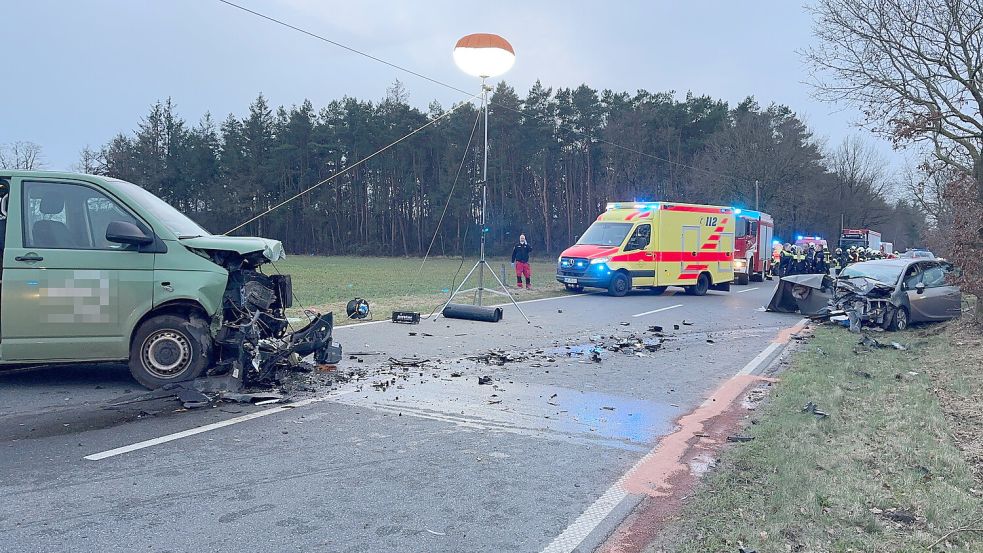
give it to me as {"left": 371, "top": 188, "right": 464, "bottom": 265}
{"left": 915, "top": 282, "right": 926, "bottom": 294}
{"left": 106, "top": 220, "right": 153, "bottom": 246}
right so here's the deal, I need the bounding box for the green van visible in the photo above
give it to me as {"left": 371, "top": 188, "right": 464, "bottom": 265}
{"left": 0, "top": 171, "right": 340, "bottom": 388}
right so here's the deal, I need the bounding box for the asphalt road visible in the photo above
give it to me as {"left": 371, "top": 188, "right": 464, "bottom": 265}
{"left": 0, "top": 283, "right": 800, "bottom": 552}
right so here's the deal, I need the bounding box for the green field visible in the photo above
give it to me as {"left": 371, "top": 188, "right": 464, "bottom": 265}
{"left": 271, "top": 255, "right": 566, "bottom": 324}
{"left": 649, "top": 324, "right": 983, "bottom": 552}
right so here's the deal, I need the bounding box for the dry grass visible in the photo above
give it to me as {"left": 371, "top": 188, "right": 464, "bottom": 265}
{"left": 648, "top": 323, "right": 983, "bottom": 553}
{"left": 271, "top": 255, "right": 567, "bottom": 325}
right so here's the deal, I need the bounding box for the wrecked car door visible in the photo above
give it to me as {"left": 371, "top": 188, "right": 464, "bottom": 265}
{"left": 1, "top": 178, "right": 154, "bottom": 361}
{"left": 909, "top": 262, "right": 961, "bottom": 322}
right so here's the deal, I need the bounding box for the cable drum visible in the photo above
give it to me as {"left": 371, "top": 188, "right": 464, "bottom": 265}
{"left": 346, "top": 298, "right": 371, "bottom": 320}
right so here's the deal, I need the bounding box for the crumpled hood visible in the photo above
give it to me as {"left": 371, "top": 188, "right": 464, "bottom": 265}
{"left": 178, "top": 235, "right": 286, "bottom": 261}
{"left": 835, "top": 276, "right": 893, "bottom": 296}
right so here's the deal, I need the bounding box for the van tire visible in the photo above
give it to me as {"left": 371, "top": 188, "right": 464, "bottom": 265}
{"left": 687, "top": 273, "right": 710, "bottom": 296}
{"left": 129, "top": 314, "right": 212, "bottom": 389}
{"left": 608, "top": 273, "right": 631, "bottom": 297}
{"left": 750, "top": 272, "right": 764, "bottom": 282}
{"left": 736, "top": 273, "right": 750, "bottom": 285}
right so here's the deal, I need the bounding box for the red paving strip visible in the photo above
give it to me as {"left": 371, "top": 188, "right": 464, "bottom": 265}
{"left": 595, "top": 320, "right": 806, "bottom": 553}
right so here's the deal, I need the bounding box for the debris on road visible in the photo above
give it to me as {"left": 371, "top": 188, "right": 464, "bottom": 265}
{"left": 854, "top": 334, "right": 908, "bottom": 354}
{"left": 801, "top": 401, "right": 829, "bottom": 419}
{"left": 726, "top": 435, "right": 755, "bottom": 442}
{"left": 478, "top": 375, "right": 493, "bottom": 385}
{"left": 389, "top": 357, "right": 429, "bottom": 368}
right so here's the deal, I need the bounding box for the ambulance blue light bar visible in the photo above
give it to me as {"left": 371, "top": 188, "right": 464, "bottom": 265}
{"left": 733, "top": 207, "right": 764, "bottom": 219}
{"left": 606, "top": 202, "right": 662, "bottom": 210}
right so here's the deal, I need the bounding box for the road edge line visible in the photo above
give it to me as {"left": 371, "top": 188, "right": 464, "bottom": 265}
{"left": 538, "top": 318, "right": 809, "bottom": 553}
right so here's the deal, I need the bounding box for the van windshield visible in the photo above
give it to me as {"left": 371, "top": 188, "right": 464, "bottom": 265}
{"left": 106, "top": 178, "right": 211, "bottom": 238}
{"left": 576, "top": 222, "right": 633, "bottom": 246}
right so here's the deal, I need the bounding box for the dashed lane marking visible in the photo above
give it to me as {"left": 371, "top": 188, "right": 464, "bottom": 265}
{"left": 631, "top": 304, "right": 683, "bottom": 318}
{"left": 83, "top": 391, "right": 355, "bottom": 461}
{"left": 736, "top": 286, "right": 760, "bottom": 293}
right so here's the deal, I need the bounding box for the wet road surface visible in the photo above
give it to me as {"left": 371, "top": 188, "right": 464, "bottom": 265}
{"left": 0, "top": 284, "right": 799, "bottom": 552}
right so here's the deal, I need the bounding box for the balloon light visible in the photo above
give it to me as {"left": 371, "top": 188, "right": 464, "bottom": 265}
{"left": 453, "top": 33, "right": 515, "bottom": 78}
{"left": 437, "top": 33, "right": 530, "bottom": 324}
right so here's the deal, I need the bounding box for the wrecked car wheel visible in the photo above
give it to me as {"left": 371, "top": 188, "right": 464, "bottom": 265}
{"left": 130, "top": 314, "right": 212, "bottom": 389}
{"left": 886, "top": 306, "right": 909, "bottom": 331}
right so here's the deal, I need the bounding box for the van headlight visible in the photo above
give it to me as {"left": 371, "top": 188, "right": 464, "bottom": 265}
{"left": 734, "top": 259, "right": 747, "bottom": 269}
{"left": 590, "top": 257, "right": 610, "bottom": 265}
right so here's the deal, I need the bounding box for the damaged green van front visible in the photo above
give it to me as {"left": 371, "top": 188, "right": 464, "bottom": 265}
{"left": 0, "top": 171, "right": 340, "bottom": 389}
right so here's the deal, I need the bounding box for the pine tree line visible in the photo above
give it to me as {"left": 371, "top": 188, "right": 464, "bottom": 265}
{"left": 82, "top": 80, "right": 926, "bottom": 255}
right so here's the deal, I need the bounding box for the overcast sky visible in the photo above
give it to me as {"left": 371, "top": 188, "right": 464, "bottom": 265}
{"left": 3, "top": 0, "right": 912, "bottom": 173}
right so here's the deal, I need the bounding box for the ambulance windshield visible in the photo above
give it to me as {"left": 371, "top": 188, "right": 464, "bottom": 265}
{"left": 577, "top": 222, "right": 633, "bottom": 246}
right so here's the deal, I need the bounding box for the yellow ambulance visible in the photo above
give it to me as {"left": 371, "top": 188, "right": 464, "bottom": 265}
{"left": 555, "top": 202, "right": 736, "bottom": 296}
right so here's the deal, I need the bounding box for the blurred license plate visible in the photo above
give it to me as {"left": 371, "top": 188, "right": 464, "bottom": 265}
{"left": 563, "top": 277, "right": 578, "bottom": 284}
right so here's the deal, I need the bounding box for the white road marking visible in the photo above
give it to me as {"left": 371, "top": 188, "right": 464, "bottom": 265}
{"left": 83, "top": 392, "right": 354, "bottom": 461}
{"left": 493, "top": 291, "right": 598, "bottom": 307}
{"left": 538, "top": 318, "right": 809, "bottom": 553}
{"left": 631, "top": 304, "right": 683, "bottom": 318}
{"left": 86, "top": 293, "right": 603, "bottom": 461}
{"left": 736, "top": 286, "right": 761, "bottom": 293}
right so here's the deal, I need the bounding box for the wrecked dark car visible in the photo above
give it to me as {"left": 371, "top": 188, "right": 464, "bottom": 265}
{"left": 768, "top": 259, "right": 962, "bottom": 331}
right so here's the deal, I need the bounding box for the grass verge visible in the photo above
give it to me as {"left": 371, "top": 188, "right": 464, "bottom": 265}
{"left": 649, "top": 323, "right": 983, "bottom": 552}
{"left": 271, "top": 255, "right": 568, "bottom": 324}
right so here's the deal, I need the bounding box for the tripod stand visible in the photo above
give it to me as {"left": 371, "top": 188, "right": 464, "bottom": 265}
{"left": 435, "top": 80, "right": 529, "bottom": 323}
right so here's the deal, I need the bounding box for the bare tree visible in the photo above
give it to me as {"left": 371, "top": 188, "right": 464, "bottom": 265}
{"left": 0, "top": 141, "right": 44, "bottom": 170}
{"left": 826, "top": 136, "right": 895, "bottom": 229}
{"left": 805, "top": 0, "right": 983, "bottom": 201}
{"left": 74, "top": 145, "right": 106, "bottom": 174}
{"left": 903, "top": 160, "right": 959, "bottom": 229}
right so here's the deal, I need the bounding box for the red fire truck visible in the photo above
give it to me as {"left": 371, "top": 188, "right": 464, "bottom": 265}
{"left": 733, "top": 208, "right": 774, "bottom": 285}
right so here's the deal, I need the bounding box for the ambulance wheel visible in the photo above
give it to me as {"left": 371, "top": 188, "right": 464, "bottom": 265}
{"left": 564, "top": 283, "right": 584, "bottom": 293}
{"left": 607, "top": 273, "right": 631, "bottom": 297}
{"left": 649, "top": 286, "right": 667, "bottom": 296}
{"left": 736, "top": 273, "right": 750, "bottom": 285}
{"left": 687, "top": 273, "right": 710, "bottom": 296}
{"left": 129, "top": 314, "right": 212, "bottom": 389}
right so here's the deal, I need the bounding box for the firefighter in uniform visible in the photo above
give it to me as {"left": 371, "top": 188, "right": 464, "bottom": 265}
{"left": 779, "top": 243, "right": 793, "bottom": 277}
{"left": 816, "top": 245, "right": 830, "bottom": 274}
{"left": 793, "top": 244, "right": 803, "bottom": 274}
{"left": 805, "top": 244, "right": 817, "bottom": 273}
{"left": 832, "top": 248, "right": 844, "bottom": 275}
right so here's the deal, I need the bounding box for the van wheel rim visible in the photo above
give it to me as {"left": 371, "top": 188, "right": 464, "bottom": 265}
{"left": 142, "top": 330, "right": 192, "bottom": 379}
{"left": 616, "top": 278, "right": 628, "bottom": 293}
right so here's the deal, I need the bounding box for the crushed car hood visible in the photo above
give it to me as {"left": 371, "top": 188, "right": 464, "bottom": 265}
{"left": 178, "top": 236, "right": 286, "bottom": 261}
{"left": 835, "top": 276, "right": 894, "bottom": 296}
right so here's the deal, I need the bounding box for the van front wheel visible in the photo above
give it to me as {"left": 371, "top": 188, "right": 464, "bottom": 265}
{"left": 129, "top": 314, "right": 212, "bottom": 389}
{"left": 607, "top": 273, "right": 631, "bottom": 297}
